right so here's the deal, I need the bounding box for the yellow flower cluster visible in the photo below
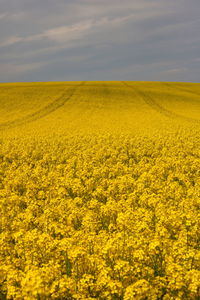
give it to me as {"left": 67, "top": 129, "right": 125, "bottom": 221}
{"left": 0, "top": 131, "right": 200, "bottom": 299}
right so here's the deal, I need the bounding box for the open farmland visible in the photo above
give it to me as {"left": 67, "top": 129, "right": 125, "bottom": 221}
{"left": 0, "top": 81, "right": 200, "bottom": 299}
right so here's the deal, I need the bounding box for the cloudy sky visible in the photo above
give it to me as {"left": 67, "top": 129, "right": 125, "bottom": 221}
{"left": 0, "top": 0, "right": 199, "bottom": 82}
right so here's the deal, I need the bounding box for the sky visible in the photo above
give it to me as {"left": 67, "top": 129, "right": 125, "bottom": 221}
{"left": 0, "top": 0, "right": 200, "bottom": 83}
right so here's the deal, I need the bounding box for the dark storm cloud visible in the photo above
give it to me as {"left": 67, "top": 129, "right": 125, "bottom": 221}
{"left": 0, "top": 0, "right": 199, "bottom": 82}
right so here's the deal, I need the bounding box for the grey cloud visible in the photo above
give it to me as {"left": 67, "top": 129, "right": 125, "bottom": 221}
{"left": 0, "top": 0, "right": 199, "bottom": 82}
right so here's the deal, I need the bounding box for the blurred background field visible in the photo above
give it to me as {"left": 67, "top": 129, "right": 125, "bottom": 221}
{"left": 0, "top": 81, "right": 200, "bottom": 136}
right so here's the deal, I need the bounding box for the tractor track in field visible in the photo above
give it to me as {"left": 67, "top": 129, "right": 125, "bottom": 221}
{"left": 121, "top": 81, "right": 200, "bottom": 124}
{"left": 163, "top": 82, "right": 200, "bottom": 98}
{"left": 0, "top": 82, "right": 85, "bottom": 130}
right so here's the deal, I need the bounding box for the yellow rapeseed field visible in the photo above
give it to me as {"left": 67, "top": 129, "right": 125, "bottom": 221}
{"left": 0, "top": 81, "right": 200, "bottom": 299}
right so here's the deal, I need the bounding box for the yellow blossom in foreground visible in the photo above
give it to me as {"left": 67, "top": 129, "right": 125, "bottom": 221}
{"left": 0, "top": 81, "right": 200, "bottom": 299}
